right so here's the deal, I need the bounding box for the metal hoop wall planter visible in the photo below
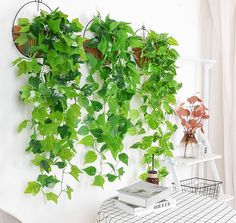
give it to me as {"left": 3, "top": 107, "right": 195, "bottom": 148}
{"left": 135, "top": 25, "right": 149, "bottom": 39}
{"left": 12, "top": 0, "right": 52, "bottom": 57}
{"left": 133, "top": 25, "right": 149, "bottom": 67}
{"left": 82, "top": 14, "right": 103, "bottom": 59}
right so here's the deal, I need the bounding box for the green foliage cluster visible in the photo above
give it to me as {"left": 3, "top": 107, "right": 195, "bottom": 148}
{"left": 13, "top": 10, "right": 181, "bottom": 203}
{"left": 14, "top": 10, "right": 86, "bottom": 203}
{"left": 135, "top": 31, "right": 182, "bottom": 180}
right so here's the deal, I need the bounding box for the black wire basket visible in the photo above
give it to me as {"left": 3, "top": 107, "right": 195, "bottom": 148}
{"left": 173, "top": 177, "right": 222, "bottom": 199}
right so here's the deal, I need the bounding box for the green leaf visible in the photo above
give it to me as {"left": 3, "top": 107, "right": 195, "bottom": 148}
{"left": 29, "top": 139, "right": 42, "bottom": 154}
{"left": 18, "top": 120, "right": 28, "bottom": 133}
{"left": 127, "top": 126, "right": 137, "bottom": 135}
{"left": 65, "top": 104, "right": 81, "bottom": 127}
{"left": 167, "top": 37, "right": 178, "bottom": 46}
{"left": 130, "top": 142, "right": 140, "bottom": 149}
{"left": 130, "top": 109, "right": 139, "bottom": 120}
{"left": 78, "top": 96, "right": 90, "bottom": 108}
{"left": 84, "top": 150, "right": 97, "bottom": 164}
{"left": 17, "top": 18, "right": 29, "bottom": 26}
{"left": 107, "top": 82, "right": 118, "bottom": 96}
{"left": 158, "top": 167, "right": 169, "bottom": 177}
{"left": 70, "top": 165, "right": 81, "bottom": 181}
{"left": 139, "top": 172, "right": 148, "bottom": 181}
{"left": 58, "top": 125, "right": 71, "bottom": 139}
{"left": 28, "top": 76, "right": 41, "bottom": 89}
{"left": 92, "top": 175, "right": 105, "bottom": 188}
{"left": 46, "top": 192, "right": 58, "bottom": 204}
{"left": 97, "top": 36, "right": 107, "bottom": 54}
{"left": 17, "top": 61, "right": 27, "bottom": 76}
{"left": 55, "top": 161, "right": 66, "bottom": 169}
{"left": 32, "top": 107, "right": 47, "bottom": 123}
{"left": 90, "top": 128, "right": 103, "bottom": 138}
{"left": 40, "top": 160, "right": 51, "bottom": 173}
{"left": 109, "top": 22, "right": 120, "bottom": 31}
{"left": 118, "top": 167, "right": 125, "bottom": 178}
{"left": 164, "top": 149, "right": 173, "bottom": 157}
{"left": 78, "top": 126, "right": 89, "bottom": 135}
{"left": 31, "top": 154, "right": 44, "bottom": 166}
{"left": 53, "top": 40, "right": 71, "bottom": 54}
{"left": 71, "top": 18, "right": 83, "bottom": 32}
{"left": 118, "top": 153, "right": 128, "bottom": 165}
{"left": 24, "top": 181, "right": 41, "bottom": 196}
{"left": 79, "top": 135, "right": 94, "bottom": 147}
{"left": 20, "top": 25, "right": 30, "bottom": 32}
{"left": 97, "top": 114, "right": 105, "bottom": 128}
{"left": 12, "top": 57, "right": 23, "bottom": 66}
{"left": 58, "top": 148, "right": 74, "bottom": 161}
{"left": 15, "top": 33, "right": 28, "bottom": 45}
{"left": 140, "top": 136, "right": 153, "bottom": 149}
{"left": 91, "top": 100, "right": 103, "bottom": 112}
{"left": 83, "top": 166, "right": 96, "bottom": 176}
{"left": 66, "top": 186, "right": 73, "bottom": 200}
{"left": 37, "top": 175, "right": 59, "bottom": 188}
{"left": 108, "top": 98, "right": 118, "bottom": 113}
{"left": 129, "top": 37, "right": 143, "bottom": 48}
{"left": 48, "top": 18, "right": 61, "bottom": 33}
{"left": 106, "top": 174, "right": 117, "bottom": 182}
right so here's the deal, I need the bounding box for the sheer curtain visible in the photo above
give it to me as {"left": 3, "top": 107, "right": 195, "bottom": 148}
{"left": 202, "top": 0, "right": 236, "bottom": 206}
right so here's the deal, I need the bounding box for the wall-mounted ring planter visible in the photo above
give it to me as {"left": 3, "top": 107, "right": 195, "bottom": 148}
{"left": 12, "top": 0, "right": 52, "bottom": 57}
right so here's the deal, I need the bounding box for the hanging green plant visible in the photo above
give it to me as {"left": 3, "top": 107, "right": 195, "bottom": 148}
{"left": 84, "top": 15, "right": 182, "bottom": 183}
{"left": 135, "top": 31, "right": 182, "bottom": 181}
{"left": 13, "top": 9, "right": 86, "bottom": 203}
{"left": 81, "top": 15, "right": 143, "bottom": 186}
{"left": 13, "top": 9, "right": 181, "bottom": 203}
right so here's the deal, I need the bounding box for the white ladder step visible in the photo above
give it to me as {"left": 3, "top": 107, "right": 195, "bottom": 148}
{"left": 174, "top": 154, "right": 222, "bottom": 166}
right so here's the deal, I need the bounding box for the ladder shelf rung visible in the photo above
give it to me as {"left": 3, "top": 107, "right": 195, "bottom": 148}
{"left": 174, "top": 154, "right": 222, "bottom": 166}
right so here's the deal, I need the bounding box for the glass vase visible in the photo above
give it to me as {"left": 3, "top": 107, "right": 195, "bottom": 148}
{"left": 180, "top": 131, "right": 199, "bottom": 158}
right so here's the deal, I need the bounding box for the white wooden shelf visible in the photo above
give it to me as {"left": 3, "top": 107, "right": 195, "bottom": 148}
{"left": 174, "top": 154, "right": 222, "bottom": 166}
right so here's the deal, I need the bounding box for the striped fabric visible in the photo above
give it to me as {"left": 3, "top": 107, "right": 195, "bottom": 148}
{"left": 96, "top": 191, "right": 236, "bottom": 223}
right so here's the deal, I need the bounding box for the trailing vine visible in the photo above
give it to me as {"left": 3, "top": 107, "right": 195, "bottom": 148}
{"left": 13, "top": 10, "right": 181, "bottom": 203}
{"left": 134, "top": 31, "right": 182, "bottom": 180}
{"left": 84, "top": 16, "right": 182, "bottom": 181}
{"left": 13, "top": 9, "right": 86, "bottom": 203}
{"left": 82, "top": 15, "right": 143, "bottom": 185}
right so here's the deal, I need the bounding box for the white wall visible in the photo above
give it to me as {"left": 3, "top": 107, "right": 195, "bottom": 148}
{"left": 0, "top": 0, "right": 203, "bottom": 223}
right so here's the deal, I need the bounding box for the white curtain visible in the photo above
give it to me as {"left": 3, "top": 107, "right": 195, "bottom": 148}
{"left": 203, "top": 0, "right": 236, "bottom": 206}
{"left": 0, "top": 209, "right": 22, "bottom": 223}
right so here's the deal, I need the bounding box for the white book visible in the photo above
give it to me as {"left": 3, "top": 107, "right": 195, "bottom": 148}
{"left": 117, "top": 181, "right": 170, "bottom": 207}
{"left": 115, "top": 198, "right": 176, "bottom": 216}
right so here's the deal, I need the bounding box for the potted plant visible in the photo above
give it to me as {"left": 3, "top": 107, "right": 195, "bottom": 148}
{"left": 145, "top": 154, "right": 159, "bottom": 185}
{"left": 176, "top": 96, "right": 209, "bottom": 158}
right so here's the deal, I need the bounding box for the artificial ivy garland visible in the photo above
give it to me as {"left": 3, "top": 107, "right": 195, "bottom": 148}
{"left": 13, "top": 10, "right": 181, "bottom": 203}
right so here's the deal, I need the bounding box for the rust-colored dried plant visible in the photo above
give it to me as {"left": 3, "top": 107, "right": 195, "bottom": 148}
{"left": 176, "top": 96, "right": 209, "bottom": 133}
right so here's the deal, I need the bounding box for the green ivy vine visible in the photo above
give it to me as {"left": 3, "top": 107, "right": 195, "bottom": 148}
{"left": 135, "top": 31, "right": 182, "bottom": 180}
{"left": 13, "top": 9, "right": 86, "bottom": 203}
{"left": 84, "top": 16, "right": 182, "bottom": 181}
{"left": 13, "top": 10, "right": 181, "bottom": 203}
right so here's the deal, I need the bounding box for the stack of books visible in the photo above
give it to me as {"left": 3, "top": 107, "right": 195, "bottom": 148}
{"left": 115, "top": 181, "right": 176, "bottom": 216}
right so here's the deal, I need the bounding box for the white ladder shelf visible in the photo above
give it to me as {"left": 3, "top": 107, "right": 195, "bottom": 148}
{"left": 166, "top": 138, "right": 234, "bottom": 203}
{"left": 167, "top": 58, "right": 234, "bottom": 203}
